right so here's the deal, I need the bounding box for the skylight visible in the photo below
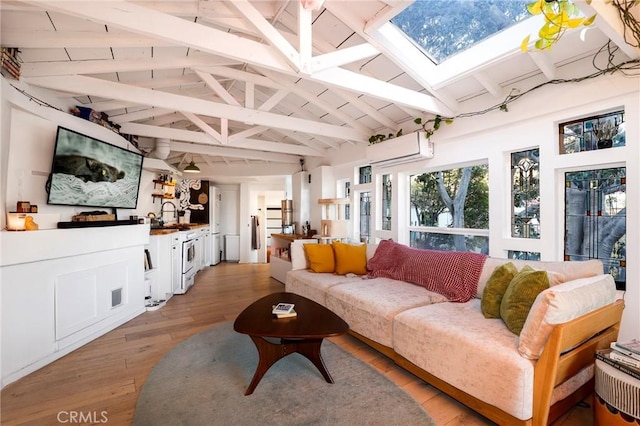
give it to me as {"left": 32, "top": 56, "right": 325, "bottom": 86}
{"left": 391, "top": 0, "right": 531, "bottom": 64}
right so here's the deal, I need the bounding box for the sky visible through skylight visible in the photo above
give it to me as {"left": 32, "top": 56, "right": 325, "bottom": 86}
{"left": 391, "top": 0, "right": 531, "bottom": 64}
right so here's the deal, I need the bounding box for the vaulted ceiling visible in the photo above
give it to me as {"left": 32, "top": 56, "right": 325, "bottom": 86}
{"left": 1, "top": 0, "right": 637, "bottom": 180}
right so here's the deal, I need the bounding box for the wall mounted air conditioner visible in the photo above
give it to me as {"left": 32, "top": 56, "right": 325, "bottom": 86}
{"left": 366, "top": 132, "right": 434, "bottom": 167}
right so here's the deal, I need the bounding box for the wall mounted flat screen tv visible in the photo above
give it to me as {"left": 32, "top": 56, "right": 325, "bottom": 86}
{"left": 47, "top": 126, "right": 144, "bottom": 209}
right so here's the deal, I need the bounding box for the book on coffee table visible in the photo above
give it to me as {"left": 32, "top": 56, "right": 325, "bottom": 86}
{"left": 274, "top": 309, "right": 297, "bottom": 319}
{"left": 272, "top": 303, "right": 295, "bottom": 315}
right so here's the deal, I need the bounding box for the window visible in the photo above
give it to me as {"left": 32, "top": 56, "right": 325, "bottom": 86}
{"left": 344, "top": 181, "right": 351, "bottom": 220}
{"left": 565, "top": 167, "right": 626, "bottom": 290}
{"left": 508, "top": 250, "right": 540, "bottom": 261}
{"left": 360, "top": 191, "right": 371, "bottom": 243}
{"left": 511, "top": 148, "right": 540, "bottom": 239}
{"left": 559, "top": 110, "right": 625, "bottom": 154}
{"left": 410, "top": 164, "right": 489, "bottom": 253}
{"left": 359, "top": 166, "right": 372, "bottom": 184}
{"left": 382, "top": 174, "right": 392, "bottom": 231}
{"left": 391, "top": 0, "right": 530, "bottom": 64}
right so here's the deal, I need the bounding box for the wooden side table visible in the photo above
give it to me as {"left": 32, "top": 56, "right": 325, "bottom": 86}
{"left": 594, "top": 359, "right": 640, "bottom": 425}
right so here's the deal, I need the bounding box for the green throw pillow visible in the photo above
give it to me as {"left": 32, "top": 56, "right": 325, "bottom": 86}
{"left": 500, "top": 266, "right": 550, "bottom": 335}
{"left": 481, "top": 262, "right": 518, "bottom": 319}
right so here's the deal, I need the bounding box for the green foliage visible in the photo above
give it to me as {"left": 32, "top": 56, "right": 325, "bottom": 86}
{"left": 521, "top": 0, "right": 595, "bottom": 51}
{"left": 369, "top": 115, "right": 453, "bottom": 144}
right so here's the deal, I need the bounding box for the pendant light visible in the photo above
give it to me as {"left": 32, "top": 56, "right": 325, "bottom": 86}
{"left": 183, "top": 155, "right": 200, "bottom": 173}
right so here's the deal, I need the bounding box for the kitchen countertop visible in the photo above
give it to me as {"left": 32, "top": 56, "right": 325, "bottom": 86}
{"left": 149, "top": 223, "right": 209, "bottom": 236}
{"left": 270, "top": 233, "right": 314, "bottom": 241}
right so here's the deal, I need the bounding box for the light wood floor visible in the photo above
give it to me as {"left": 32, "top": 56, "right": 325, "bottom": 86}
{"left": 1, "top": 262, "right": 594, "bottom": 425}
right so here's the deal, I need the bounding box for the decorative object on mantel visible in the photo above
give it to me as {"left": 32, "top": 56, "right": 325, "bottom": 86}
{"left": 24, "top": 216, "right": 39, "bottom": 231}
{"left": 16, "top": 201, "right": 31, "bottom": 213}
{"left": 6, "top": 212, "right": 27, "bottom": 231}
{"left": 72, "top": 211, "right": 116, "bottom": 222}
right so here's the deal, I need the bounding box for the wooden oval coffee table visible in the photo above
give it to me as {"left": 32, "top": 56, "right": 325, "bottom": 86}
{"left": 233, "top": 292, "right": 349, "bottom": 395}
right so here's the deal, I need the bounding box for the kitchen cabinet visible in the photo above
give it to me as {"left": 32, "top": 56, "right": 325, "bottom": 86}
{"left": 147, "top": 234, "right": 171, "bottom": 300}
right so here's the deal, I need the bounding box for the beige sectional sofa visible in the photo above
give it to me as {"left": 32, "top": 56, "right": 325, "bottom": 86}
{"left": 285, "top": 240, "right": 624, "bottom": 426}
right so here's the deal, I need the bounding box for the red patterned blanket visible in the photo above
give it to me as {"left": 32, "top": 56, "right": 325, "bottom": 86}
{"left": 368, "top": 240, "right": 487, "bottom": 302}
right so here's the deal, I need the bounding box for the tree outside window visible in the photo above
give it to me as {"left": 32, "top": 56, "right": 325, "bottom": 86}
{"left": 410, "top": 164, "right": 489, "bottom": 253}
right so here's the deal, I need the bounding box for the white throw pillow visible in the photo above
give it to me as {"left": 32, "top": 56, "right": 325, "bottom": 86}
{"left": 518, "top": 274, "right": 617, "bottom": 359}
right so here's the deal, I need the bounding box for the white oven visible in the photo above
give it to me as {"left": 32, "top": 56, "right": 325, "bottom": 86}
{"left": 175, "top": 231, "right": 197, "bottom": 294}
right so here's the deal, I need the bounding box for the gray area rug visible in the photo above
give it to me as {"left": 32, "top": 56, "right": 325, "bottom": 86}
{"left": 134, "top": 322, "right": 435, "bottom": 426}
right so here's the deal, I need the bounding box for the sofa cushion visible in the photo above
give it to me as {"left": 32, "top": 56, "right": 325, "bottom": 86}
{"left": 368, "top": 239, "right": 487, "bottom": 302}
{"left": 285, "top": 269, "right": 363, "bottom": 306}
{"left": 476, "top": 258, "right": 603, "bottom": 298}
{"left": 518, "top": 274, "right": 617, "bottom": 359}
{"left": 290, "top": 239, "right": 324, "bottom": 271}
{"left": 325, "top": 278, "right": 447, "bottom": 347}
{"left": 303, "top": 243, "right": 335, "bottom": 273}
{"left": 500, "top": 266, "right": 550, "bottom": 334}
{"left": 332, "top": 242, "right": 368, "bottom": 275}
{"left": 481, "top": 262, "right": 518, "bottom": 318}
{"left": 393, "top": 300, "right": 535, "bottom": 421}
{"left": 290, "top": 240, "right": 378, "bottom": 271}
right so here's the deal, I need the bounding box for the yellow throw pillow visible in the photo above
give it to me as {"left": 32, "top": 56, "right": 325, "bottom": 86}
{"left": 500, "top": 265, "right": 550, "bottom": 335}
{"left": 303, "top": 244, "right": 335, "bottom": 273}
{"left": 332, "top": 242, "right": 368, "bottom": 275}
{"left": 481, "top": 262, "right": 518, "bottom": 319}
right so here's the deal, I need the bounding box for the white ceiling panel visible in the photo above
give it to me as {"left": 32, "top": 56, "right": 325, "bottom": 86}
{"left": 66, "top": 48, "right": 112, "bottom": 61}
{"left": 2, "top": 0, "right": 634, "bottom": 176}
{"left": 17, "top": 48, "right": 69, "bottom": 62}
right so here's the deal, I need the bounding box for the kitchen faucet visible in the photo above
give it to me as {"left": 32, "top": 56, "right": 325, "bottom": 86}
{"left": 160, "top": 201, "right": 177, "bottom": 223}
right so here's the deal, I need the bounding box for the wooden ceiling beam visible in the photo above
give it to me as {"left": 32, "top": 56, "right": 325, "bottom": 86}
{"left": 24, "top": 75, "right": 369, "bottom": 141}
